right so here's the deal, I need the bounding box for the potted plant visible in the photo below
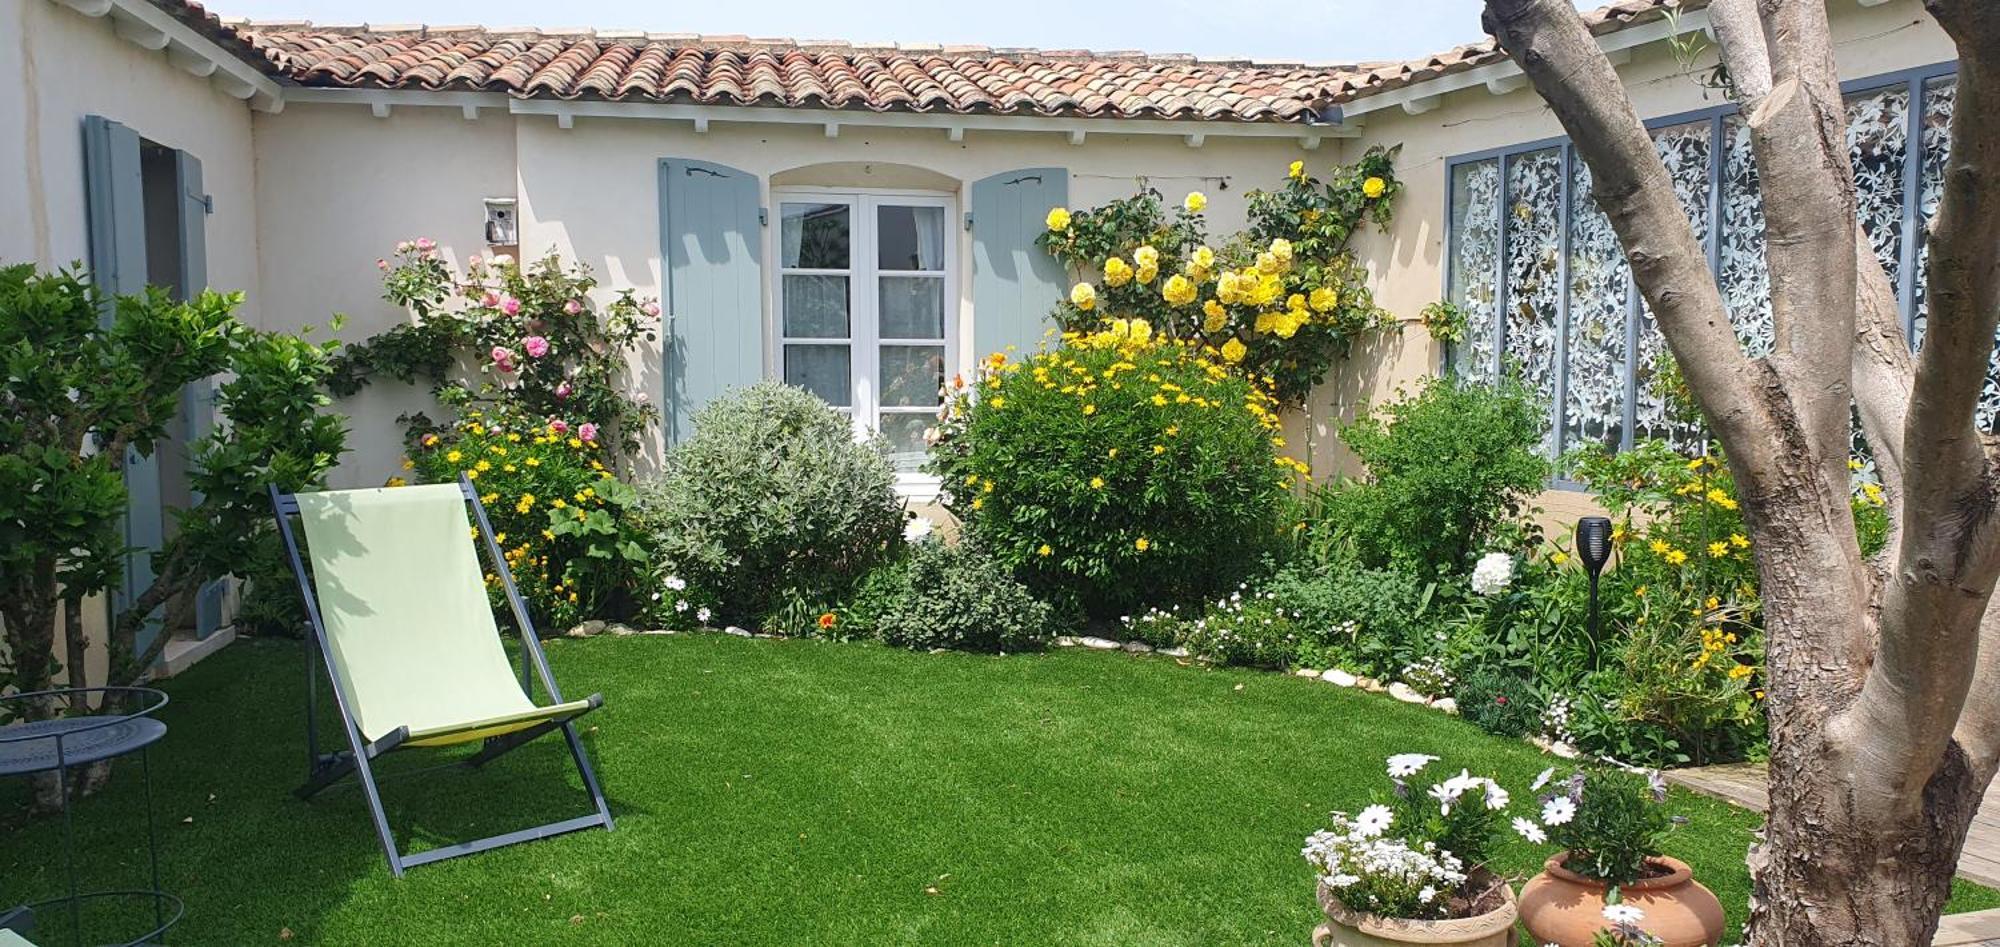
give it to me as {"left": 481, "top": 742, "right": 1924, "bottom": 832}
{"left": 1512, "top": 767, "right": 1724, "bottom": 946}
{"left": 1302, "top": 754, "right": 1520, "bottom": 947}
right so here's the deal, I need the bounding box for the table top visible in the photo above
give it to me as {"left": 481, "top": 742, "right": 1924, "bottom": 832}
{"left": 0, "top": 715, "right": 168, "bottom": 776}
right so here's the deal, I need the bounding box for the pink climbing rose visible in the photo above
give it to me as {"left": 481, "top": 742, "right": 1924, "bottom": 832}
{"left": 578, "top": 422, "right": 599, "bottom": 443}
{"left": 414, "top": 237, "right": 436, "bottom": 251}
{"left": 549, "top": 419, "right": 570, "bottom": 435}
{"left": 554, "top": 380, "right": 573, "bottom": 400}
{"left": 489, "top": 346, "right": 515, "bottom": 370}
{"left": 480, "top": 290, "right": 501, "bottom": 308}
{"left": 564, "top": 298, "right": 584, "bottom": 316}
{"left": 523, "top": 336, "right": 550, "bottom": 358}
{"left": 500, "top": 296, "right": 522, "bottom": 316}
{"left": 642, "top": 300, "right": 661, "bottom": 319}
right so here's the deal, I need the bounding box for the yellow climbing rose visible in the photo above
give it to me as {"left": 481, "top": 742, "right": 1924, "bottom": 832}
{"left": 1183, "top": 191, "right": 1207, "bottom": 213}
{"left": 1309, "top": 286, "right": 1339, "bottom": 312}
{"left": 1071, "top": 282, "right": 1097, "bottom": 310}
{"left": 1288, "top": 160, "right": 1306, "bottom": 179}
{"left": 1103, "top": 256, "right": 1134, "bottom": 287}
{"left": 1046, "top": 206, "right": 1072, "bottom": 231}
{"left": 1362, "top": 176, "right": 1387, "bottom": 199}
{"left": 1133, "top": 245, "right": 1159, "bottom": 269}
{"left": 1269, "top": 238, "right": 1294, "bottom": 264}
{"left": 1221, "top": 337, "right": 1247, "bottom": 363}
{"left": 1162, "top": 274, "right": 1197, "bottom": 306}
{"left": 1202, "top": 300, "right": 1229, "bottom": 333}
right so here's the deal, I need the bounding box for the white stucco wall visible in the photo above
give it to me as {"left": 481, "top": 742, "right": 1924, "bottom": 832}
{"left": 249, "top": 102, "right": 1324, "bottom": 485}
{"left": 0, "top": 0, "right": 259, "bottom": 303}
{"left": 253, "top": 101, "right": 521, "bottom": 485}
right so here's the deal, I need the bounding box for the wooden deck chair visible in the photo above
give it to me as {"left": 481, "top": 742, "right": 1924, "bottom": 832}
{"left": 269, "top": 477, "right": 613, "bottom": 876}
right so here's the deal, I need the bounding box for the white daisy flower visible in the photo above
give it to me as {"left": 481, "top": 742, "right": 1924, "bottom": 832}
{"left": 1542, "top": 796, "right": 1577, "bottom": 826}
{"left": 1512, "top": 817, "right": 1547, "bottom": 844}
{"left": 1386, "top": 753, "right": 1439, "bottom": 778}
{"left": 1602, "top": 903, "right": 1646, "bottom": 925}
{"left": 1353, "top": 804, "right": 1394, "bottom": 838}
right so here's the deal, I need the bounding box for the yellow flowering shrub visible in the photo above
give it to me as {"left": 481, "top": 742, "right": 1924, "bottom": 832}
{"left": 928, "top": 327, "right": 1294, "bottom": 617}
{"left": 407, "top": 407, "right": 662, "bottom": 629}
{"left": 1038, "top": 146, "right": 1403, "bottom": 402}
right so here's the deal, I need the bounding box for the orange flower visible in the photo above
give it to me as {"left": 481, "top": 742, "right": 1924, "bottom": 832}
{"left": 818, "top": 612, "right": 838, "bottom": 630}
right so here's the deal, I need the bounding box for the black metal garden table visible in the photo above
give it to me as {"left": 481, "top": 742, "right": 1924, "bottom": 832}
{"left": 0, "top": 687, "right": 181, "bottom": 946}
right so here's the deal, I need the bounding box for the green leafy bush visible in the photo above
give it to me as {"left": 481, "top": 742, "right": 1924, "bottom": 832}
{"left": 635, "top": 382, "right": 904, "bottom": 624}
{"left": 1177, "top": 589, "right": 1303, "bottom": 669}
{"left": 1267, "top": 563, "right": 1437, "bottom": 677}
{"left": 877, "top": 539, "right": 1049, "bottom": 652}
{"left": 406, "top": 407, "right": 647, "bottom": 629}
{"left": 1520, "top": 768, "right": 1675, "bottom": 888}
{"left": 1306, "top": 376, "right": 1547, "bottom": 579}
{"left": 930, "top": 329, "right": 1290, "bottom": 617}
{"left": 1451, "top": 667, "right": 1540, "bottom": 738}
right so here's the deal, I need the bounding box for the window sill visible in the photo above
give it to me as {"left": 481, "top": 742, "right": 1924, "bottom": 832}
{"left": 895, "top": 473, "right": 943, "bottom": 505}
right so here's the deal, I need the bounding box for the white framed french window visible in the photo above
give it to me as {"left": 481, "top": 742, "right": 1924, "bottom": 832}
{"left": 773, "top": 188, "right": 959, "bottom": 494}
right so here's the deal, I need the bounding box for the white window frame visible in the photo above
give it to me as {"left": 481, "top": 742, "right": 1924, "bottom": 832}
{"left": 772, "top": 187, "right": 960, "bottom": 498}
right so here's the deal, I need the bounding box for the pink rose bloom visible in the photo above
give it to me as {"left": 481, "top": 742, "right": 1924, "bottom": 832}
{"left": 490, "top": 345, "right": 514, "bottom": 365}
{"left": 467, "top": 255, "right": 483, "bottom": 269}
{"left": 415, "top": 237, "right": 436, "bottom": 251}
{"left": 549, "top": 419, "right": 570, "bottom": 435}
{"left": 642, "top": 300, "right": 661, "bottom": 319}
{"left": 523, "top": 336, "right": 550, "bottom": 359}
{"left": 564, "top": 299, "right": 584, "bottom": 316}
{"left": 554, "top": 381, "right": 573, "bottom": 400}
{"left": 395, "top": 240, "right": 414, "bottom": 253}
{"left": 480, "top": 290, "right": 501, "bottom": 308}
{"left": 578, "top": 423, "right": 599, "bottom": 443}
{"left": 376, "top": 258, "right": 389, "bottom": 271}
{"left": 500, "top": 296, "right": 522, "bottom": 316}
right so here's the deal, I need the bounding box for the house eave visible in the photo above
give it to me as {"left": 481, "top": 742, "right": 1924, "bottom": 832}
{"left": 52, "top": 0, "right": 287, "bottom": 112}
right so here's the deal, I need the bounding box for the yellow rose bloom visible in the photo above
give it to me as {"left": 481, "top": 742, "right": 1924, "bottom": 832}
{"left": 1183, "top": 191, "right": 1207, "bottom": 213}
{"left": 1128, "top": 318, "right": 1153, "bottom": 344}
{"left": 1288, "top": 160, "right": 1305, "bottom": 179}
{"left": 1103, "top": 256, "right": 1134, "bottom": 287}
{"left": 1133, "top": 245, "right": 1159, "bottom": 269}
{"left": 1309, "top": 286, "right": 1339, "bottom": 312}
{"left": 1362, "top": 176, "right": 1387, "bottom": 199}
{"left": 1202, "top": 300, "right": 1228, "bottom": 333}
{"left": 1162, "top": 274, "right": 1197, "bottom": 306}
{"left": 1135, "top": 261, "right": 1158, "bottom": 284}
{"left": 1046, "top": 206, "right": 1072, "bottom": 231}
{"left": 1256, "top": 252, "right": 1281, "bottom": 275}
{"left": 1071, "top": 282, "right": 1097, "bottom": 311}
{"left": 1193, "top": 246, "right": 1215, "bottom": 269}
{"left": 1269, "top": 238, "right": 1294, "bottom": 263}
{"left": 1221, "top": 337, "right": 1247, "bottom": 363}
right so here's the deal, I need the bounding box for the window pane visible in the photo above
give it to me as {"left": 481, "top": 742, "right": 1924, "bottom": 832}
{"left": 1634, "top": 121, "right": 1711, "bottom": 452}
{"left": 1503, "top": 147, "right": 1561, "bottom": 455}
{"left": 880, "top": 277, "right": 945, "bottom": 339}
{"left": 1914, "top": 75, "right": 1956, "bottom": 346}
{"left": 783, "top": 344, "right": 851, "bottom": 407}
{"left": 783, "top": 275, "right": 850, "bottom": 338}
{"left": 880, "top": 345, "right": 946, "bottom": 407}
{"left": 781, "top": 202, "right": 850, "bottom": 269}
{"left": 878, "top": 205, "right": 946, "bottom": 272}
{"left": 1846, "top": 85, "right": 1910, "bottom": 296}
{"left": 1448, "top": 159, "right": 1502, "bottom": 382}
{"left": 1563, "top": 158, "right": 1629, "bottom": 460}
{"left": 877, "top": 413, "right": 934, "bottom": 471}
{"left": 1720, "top": 114, "right": 1774, "bottom": 358}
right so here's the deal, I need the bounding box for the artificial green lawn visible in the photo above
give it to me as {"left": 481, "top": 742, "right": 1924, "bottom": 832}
{"left": 4, "top": 633, "right": 1996, "bottom": 944}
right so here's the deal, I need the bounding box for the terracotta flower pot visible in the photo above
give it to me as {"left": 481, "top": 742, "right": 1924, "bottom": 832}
{"left": 1517, "top": 853, "right": 1724, "bottom": 947}
{"left": 1311, "top": 879, "right": 1518, "bottom": 947}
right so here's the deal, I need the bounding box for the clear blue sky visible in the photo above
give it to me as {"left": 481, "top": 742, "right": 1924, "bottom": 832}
{"left": 210, "top": 0, "right": 1518, "bottom": 63}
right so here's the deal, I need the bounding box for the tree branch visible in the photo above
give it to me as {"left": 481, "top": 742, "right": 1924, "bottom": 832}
{"left": 1481, "top": 0, "right": 1782, "bottom": 482}
{"left": 1953, "top": 602, "right": 2000, "bottom": 791}
{"left": 1708, "top": 0, "right": 1771, "bottom": 99}
{"left": 1833, "top": 0, "right": 2000, "bottom": 810}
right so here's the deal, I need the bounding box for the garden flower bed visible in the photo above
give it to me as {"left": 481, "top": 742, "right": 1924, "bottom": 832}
{"left": 5, "top": 633, "right": 1997, "bottom": 944}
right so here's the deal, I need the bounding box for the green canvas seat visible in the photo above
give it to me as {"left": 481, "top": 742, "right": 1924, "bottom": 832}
{"left": 272, "top": 479, "right": 613, "bottom": 876}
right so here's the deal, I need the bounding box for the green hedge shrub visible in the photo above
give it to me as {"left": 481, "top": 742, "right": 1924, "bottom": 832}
{"left": 930, "top": 328, "right": 1292, "bottom": 617}
{"left": 634, "top": 383, "right": 904, "bottom": 624}
{"left": 1306, "top": 376, "right": 1547, "bottom": 579}
{"left": 877, "top": 540, "right": 1049, "bottom": 652}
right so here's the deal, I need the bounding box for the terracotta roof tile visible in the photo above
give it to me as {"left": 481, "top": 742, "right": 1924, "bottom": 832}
{"left": 145, "top": 0, "right": 1695, "bottom": 122}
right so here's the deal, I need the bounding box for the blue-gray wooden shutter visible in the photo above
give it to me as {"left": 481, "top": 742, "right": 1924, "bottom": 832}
{"left": 175, "top": 149, "right": 227, "bottom": 640}
{"left": 659, "top": 159, "right": 764, "bottom": 444}
{"left": 971, "top": 168, "right": 1069, "bottom": 360}
{"left": 84, "top": 115, "right": 167, "bottom": 653}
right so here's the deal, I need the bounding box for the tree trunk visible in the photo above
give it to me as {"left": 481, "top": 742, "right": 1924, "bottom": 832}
{"left": 1751, "top": 741, "right": 1983, "bottom": 944}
